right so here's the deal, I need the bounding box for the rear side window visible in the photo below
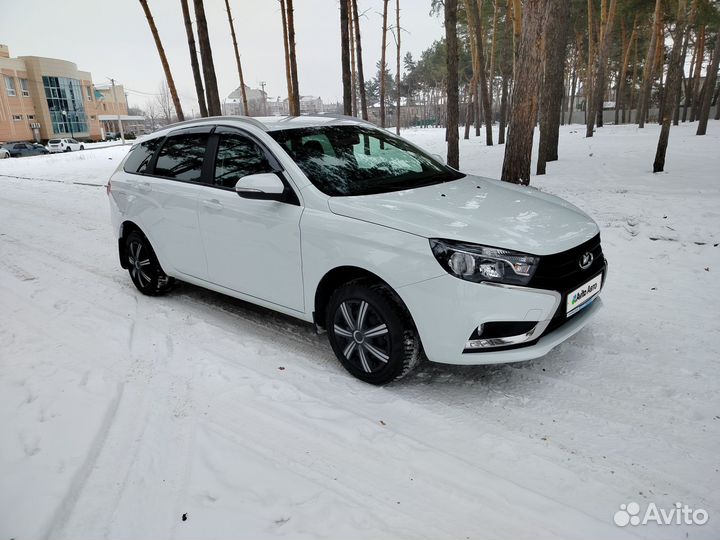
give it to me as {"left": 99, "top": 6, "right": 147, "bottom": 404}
{"left": 154, "top": 133, "right": 209, "bottom": 182}
{"left": 123, "top": 137, "right": 162, "bottom": 174}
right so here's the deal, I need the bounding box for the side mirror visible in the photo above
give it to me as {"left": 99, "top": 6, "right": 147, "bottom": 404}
{"left": 235, "top": 172, "right": 285, "bottom": 201}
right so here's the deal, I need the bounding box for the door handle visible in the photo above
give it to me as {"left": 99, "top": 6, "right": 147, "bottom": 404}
{"left": 202, "top": 199, "right": 224, "bottom": 211}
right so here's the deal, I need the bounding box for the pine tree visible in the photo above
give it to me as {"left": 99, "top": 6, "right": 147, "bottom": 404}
{"left": 139, "top": 0, "right": 184, "bottom": 121}
{"left": 501, "top": 0, "right": 547, "bottom": 184}
{"left": 653, "top": 0, "right": 688, "bottom": 172}
{"left": 340, "top": 0, "right": 352, "bottom": 115}
{"left": 380, "top": 0, "right": 390, "bottom": 127}
{"left": 445, "top": 0, "right": 460, "bottom": 168}
{"left": 225, "top": 0, "right": 249, "bottom": 116}
{"left": 537, "top": 0, "right": 570, "bottom": 174}
{"left": 180, "top": 0, "right": 207, "bottom": 117}
{"left": 193, "top": 0, "right": 221, "bottom": 116}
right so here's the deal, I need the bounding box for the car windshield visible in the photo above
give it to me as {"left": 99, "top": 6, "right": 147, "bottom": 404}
{"left": 269, "top": 125, "right": 464, "bottom": 196}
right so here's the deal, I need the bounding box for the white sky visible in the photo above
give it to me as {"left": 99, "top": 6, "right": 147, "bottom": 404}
{"left": 2, "top": 0, "right": 445, "bottom": 114}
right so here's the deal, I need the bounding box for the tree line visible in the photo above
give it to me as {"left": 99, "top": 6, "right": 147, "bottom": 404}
{"left": 427, "top": 0, "right": 719, "bottom": 182}
{"left": 139, "top": 0, "right": 720, "bottom": 186}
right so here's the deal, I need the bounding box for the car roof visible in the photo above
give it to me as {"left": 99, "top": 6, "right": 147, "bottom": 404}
{"left": 146, "top": 114, "right": 375, "bottom": 139}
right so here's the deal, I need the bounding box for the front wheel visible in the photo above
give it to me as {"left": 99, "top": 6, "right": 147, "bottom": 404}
{"left": 326, "top": 282, "right": 421, "bottom": 385}
{"left": 80, "top": 145, "right": 85, "bottom": 150}
{"left": 125, "top": 230, "right": 174, "bottom": 295}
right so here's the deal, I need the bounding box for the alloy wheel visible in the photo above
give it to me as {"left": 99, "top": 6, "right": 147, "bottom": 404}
{"left": 333, "top": 299, "right": 391, "bottom": 373}
{"left": 127, "top": 240, "right": 153, "bottom": 288}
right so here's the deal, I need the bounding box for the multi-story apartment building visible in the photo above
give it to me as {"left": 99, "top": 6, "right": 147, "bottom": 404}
{"left": 0, "top": 44, "right": 137, "bottom": 143}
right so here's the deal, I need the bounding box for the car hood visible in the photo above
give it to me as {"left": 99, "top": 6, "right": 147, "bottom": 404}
{"left": 327, "top": 175, "right": 599, "bottom": 255}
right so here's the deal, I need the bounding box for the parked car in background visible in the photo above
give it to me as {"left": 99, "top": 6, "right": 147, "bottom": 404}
{"left": 1, "top": 141, "right": 50, "bottom": 157}
{"left": 108, "top": 116, "right": 606, "bottom": 384}
{"left": 0, "top": 147, "right": 10, "bottom": 159}
{"left": 47, "top": 138, "right": 84, "bottom": 153}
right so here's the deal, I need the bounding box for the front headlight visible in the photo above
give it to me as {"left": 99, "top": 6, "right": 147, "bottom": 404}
{"left": 430, "top": 239, "right": 539, "bottom": 286}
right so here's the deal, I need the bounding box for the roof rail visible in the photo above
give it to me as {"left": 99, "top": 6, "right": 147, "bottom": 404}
{"left": 153, "top": 115, "right": 269, "bottom": 133}
{"left": 316, "top": 113, "right": 377, "bottom": 128}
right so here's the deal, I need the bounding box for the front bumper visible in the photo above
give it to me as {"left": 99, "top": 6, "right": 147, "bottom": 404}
{"left": 397, "top": 269, "right": 604, "bottom": 366}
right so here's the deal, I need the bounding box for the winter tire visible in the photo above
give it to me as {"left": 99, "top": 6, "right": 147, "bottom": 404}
{"left": 326, "top": 281, "right": 422, "bottom": 385}
{"left": 125, "top": 230, "right": 174, "bottom": 296}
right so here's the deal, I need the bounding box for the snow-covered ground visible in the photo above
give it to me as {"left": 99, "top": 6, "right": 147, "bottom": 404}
{"left": 1, "top": 122, "right": 718, "bottom": 539}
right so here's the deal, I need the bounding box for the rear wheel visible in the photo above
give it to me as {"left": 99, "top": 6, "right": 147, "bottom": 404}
{"left": 80, "top": 145, "right": 85, "bottom": 150}
{"left": 64, "top": 146, "right": 71, "bottom": 152}
{"left": 326, "top": 281, "right": 421, "bottom": 385}
{"left": 125, "top": 230, "right": 174, "bottom": 295}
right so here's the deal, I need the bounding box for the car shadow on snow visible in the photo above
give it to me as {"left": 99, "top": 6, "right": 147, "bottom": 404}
{"left": 163, "top": 280, "right": 584, "bottom": 399}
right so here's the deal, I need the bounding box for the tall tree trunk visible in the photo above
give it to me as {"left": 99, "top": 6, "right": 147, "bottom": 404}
{"left": 560, "top": 69, "right": 568, "bottom": 126}
{"left": 587, "top": 0, "right": 617, "bottom": 136}
{"left": 511, "top": 0, "right": 522, "bottom": 79}
{"left": 616, "top": 18, "right": 637, "bottom": 125}
{"left": 463, "top": 84, "right": 472, "bottom": 139}
{"left": 537, "top": 0, "right": 569, "bottom": 174}
{"left": 224, "top": 0, "right": 249, "bottom": 116}
{"left": 279, "top": 0, "right": 294, "bottom": 114}
{"left": 180, "top": 0, "right": 207, "bottom": 118}
{"left": 569, "top": 33, "right": 582, "bottom": 124}
{"left": 348, "top": 0, "right": 357, "bottom": 116}
{"left": 498, "top": 74, "right": 509, "bottom": 143}
{"left": 683, "top": 44, "right": 696, "bottom": 121}
{"left": 465, "top": 0, "right": 493, "bottom": 145}
{"left": 287, "top": 0, "right": 301, "bottom": 116}
{"left": 653, "top": 0, "right": 687, "bottom": 172}
{"left": 340, "top": 0, "right": 352, "bottom": 115}
{"left": 351, "top": 0, "right": 368, "bottom": 120}
{"left": 627, "top": 30, "right": 638, "bottom": 122}
{"left": 379, "top": 0, "right": 390, "bottom": 127}
{"left": 673, "top": 72, "right": 683, "bottom": 125}
{"left": 488, "top": 0, "right": 500, "bottom": 114}
{"left": 193, "top": 0, "right": 221, "bottom": 116}
{"left": 139, "top": 0, "right": 184, "bottom": 121}
{"left": 654, "top": 28, "right": 666, "bottom": 122}
{"left": 445, "top": 0, "right": 460, "bottom": 168}
{"left": 568, "top": 50, "right": 578, "bottom": 124}
{"left": 501, "top": 0, "right": 546, "bottom": 184}
{"left": 614, "top": 19, "right": 627, "bottom": 126}
{"left": 690, "top": 26, "right": 706, "bottom": 121}
{"left": 464, "top": 0, "right": 481, "bottom": 139}
{"left": 585, "top": 0, "right": 596, "bottom": 135}
{"left": 595, "top": 0, "right": 608, "bottom": 129}
{"left": 676, "top": 0, "right": 698, "bottom": 123}
{"left": 395, "top": 0, "right": 402, "bottom": 134}
{"left": 697, "top": 29, "right": 720, "bottom": 135}
{"left": 638, "top": 0, "right": 663, "bottom": 127}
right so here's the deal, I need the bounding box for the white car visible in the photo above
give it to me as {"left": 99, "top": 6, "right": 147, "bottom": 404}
{"left": 0, "top": 147, "right": 9, "bottom": 159}
{"left": 108, "top": 116, "right": 606, "bottom": 384}
{"left": 47, "top": 138, "right": 85, "bottom": 153}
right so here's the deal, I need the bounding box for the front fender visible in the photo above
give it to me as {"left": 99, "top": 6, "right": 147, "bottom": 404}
{"left": 300, "top": 208, "right": 445, "bottom": 319}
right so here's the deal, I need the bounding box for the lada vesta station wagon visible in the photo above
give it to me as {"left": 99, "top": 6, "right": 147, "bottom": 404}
{"left": 108, "top": 115, "right": 606, "bottom": 384}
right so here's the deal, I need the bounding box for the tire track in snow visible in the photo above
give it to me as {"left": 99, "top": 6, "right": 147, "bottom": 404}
{"left": 42, "top": 382, "right": 125, "bottom": 539}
